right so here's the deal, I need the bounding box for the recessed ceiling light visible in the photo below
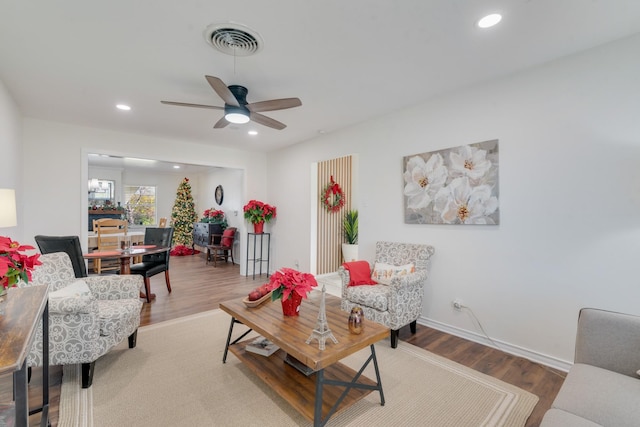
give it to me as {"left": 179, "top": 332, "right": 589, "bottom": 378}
{"left": 116, "top": 104, "right": 131, "bottom": 111}
{"left": 173, "top": 165, "right": 180, "bottom": 169}
{"left": 477, "top": 13, "right": 502, "bottom": 29}
{"left": 248, "top": 130, "right": 258, "bottom": 136}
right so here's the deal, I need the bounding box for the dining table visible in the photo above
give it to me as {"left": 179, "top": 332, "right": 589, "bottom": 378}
{"left": 83, "top": 245, "right": 170, "bottom": 301}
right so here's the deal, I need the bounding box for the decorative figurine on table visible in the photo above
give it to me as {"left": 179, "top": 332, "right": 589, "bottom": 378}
{"left": 306, "top": 285, "right": 338, "bottom": 350}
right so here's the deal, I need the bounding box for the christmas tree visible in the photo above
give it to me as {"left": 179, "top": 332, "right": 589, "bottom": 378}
{"left": 171, "top": 177, "right": 198, "bottom": 246}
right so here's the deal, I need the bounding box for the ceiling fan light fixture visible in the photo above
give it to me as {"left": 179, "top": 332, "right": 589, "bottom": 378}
{"left": 225, "top": 113, "right": 250, "bottom": 124}
{"left": 224, "top": 104, "right": 250, "bottom": 124}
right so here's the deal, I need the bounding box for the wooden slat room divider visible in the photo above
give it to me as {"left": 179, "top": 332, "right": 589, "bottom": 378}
{"left": 316, "top": 155, "right": 352, "bottom": 274}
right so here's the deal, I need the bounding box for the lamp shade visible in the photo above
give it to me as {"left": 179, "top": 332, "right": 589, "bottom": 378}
{"left": 0, "top": 188, "right": 17, "bottom": 227}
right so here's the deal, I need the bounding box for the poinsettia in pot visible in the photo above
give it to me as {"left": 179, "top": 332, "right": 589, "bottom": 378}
{"left": 243, "top": 200, "right": 277, "bottom": 233}
{"left": 200, "top": 208, "right": 228, "bottom": 229}
{"left": 266, "top": 267, "right": 318, "bottom": 316}
{"left": 0, "top": 237, "right": 42, "bottom": 296}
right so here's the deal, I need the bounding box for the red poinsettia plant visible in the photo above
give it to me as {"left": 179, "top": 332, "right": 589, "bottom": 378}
{"left": 200, "top": 208, "right": 228, "bottom": 227}
{"left": 266, "top": 268, "right": 318, "bottom": 301}
{"left": 0, "top": 237, "right": 42, "bottom": 290}
{"left": 243, "top": 200, "right": 277, "bottom": 224}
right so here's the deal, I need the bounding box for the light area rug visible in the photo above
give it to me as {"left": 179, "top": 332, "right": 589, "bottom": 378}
{"left": 59, "top": 309, "right": 538, "bottom": 427}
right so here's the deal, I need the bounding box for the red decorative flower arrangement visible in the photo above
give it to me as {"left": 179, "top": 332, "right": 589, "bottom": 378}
{"left": 0, "top": 237, "right": 41, "bottom": 290}
{"left": 266, "top": 267, "right": 318, "bottom": 302}
{"left": 322, "top": 176, "right": 344, "bottom": 213}
{"left": 200, "top": 208, "right": 228, "bottom": 227}
{"left": 243, "top": 200, "right": 277, "bottom": 224}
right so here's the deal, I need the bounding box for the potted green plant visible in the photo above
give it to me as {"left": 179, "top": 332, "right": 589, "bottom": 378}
{"left": 342, "top": 209, "right": 358, "bottom": 262}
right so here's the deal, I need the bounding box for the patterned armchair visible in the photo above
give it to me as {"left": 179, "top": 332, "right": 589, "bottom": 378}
{"left": 21, "top": 252, "right": 143, "bottom": 388}
{"left": 339, "top": 241, "right": 435, "bottom": 348}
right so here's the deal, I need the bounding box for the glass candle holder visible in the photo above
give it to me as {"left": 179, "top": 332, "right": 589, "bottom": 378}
{"left": 348, "top": 306, "right": 364, "bottom": 334}
{"left": 119, "top": 236, "right": 132, "bottom": 252}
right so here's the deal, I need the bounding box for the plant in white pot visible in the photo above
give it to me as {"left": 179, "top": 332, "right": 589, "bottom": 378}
{"left": 341, "top": 210, "right": 358, "bottom": 262}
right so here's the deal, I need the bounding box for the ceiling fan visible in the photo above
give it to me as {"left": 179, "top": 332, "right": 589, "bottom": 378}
{"left": 161, "top": 75, "right": 302, "bottom": 130}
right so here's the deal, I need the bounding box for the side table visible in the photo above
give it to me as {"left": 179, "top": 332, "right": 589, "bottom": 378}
{"left": 245, "top": 232, "right": 270, "bottom": 279}
{"left": 0, "top": 285, "right": 50, "bottom": 427}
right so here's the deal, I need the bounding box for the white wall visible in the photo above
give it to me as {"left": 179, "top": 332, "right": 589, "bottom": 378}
{"left": 267, "top": 33, "right": 640, "bottom": 367}
{"left": 0, "top": 81, "right": 23, "bottom": 240}
{"left": 195, "top": 167, "right": 244, "bottom": 264}
{"left": 21, "top": 119, "right": 267, "bottom": 275}
{"left": 195, "top": 167, "right": 244, "bottom": 230}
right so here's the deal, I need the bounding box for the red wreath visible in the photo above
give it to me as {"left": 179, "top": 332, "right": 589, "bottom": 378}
{"left": 322, "top": 176, "right": 345, "bottom": 212}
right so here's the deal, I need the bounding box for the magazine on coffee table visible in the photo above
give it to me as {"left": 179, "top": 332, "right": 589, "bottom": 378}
{"left": 245, "top": 336, "right": 279, "bottom": 357}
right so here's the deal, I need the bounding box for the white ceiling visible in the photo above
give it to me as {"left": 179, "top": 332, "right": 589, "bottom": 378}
{"left": 2, "top": 1, "right": 640, "bottom": 153}
{"left": 87, "top": 154, "right": 217, "bottom": 175}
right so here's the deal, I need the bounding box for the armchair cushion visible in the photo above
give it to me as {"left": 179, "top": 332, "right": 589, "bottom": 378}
{"left": 343, "top": 261, "right": 377, "bottom": 286}
{"left": 345, "top": 284, "right": 389, "bottom": 311}
{"left": 97, "top": 299, "right": 142, "bottom": 337}
{"left": 372, "top": 262, "right": 415, "bottom": 285}
{"left": 49, "top": 279, "right": 94, "bottom": 314}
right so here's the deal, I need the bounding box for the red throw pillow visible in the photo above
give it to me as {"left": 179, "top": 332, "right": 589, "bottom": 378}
{"left": 343, "top": 261, "right": 378, "bottom": 286}
{"left": 221, "top": 229, "right": 235, "bottom": 247}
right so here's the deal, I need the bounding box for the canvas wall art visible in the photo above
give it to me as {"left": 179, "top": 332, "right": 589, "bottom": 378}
{"left": 403, "top": 140, "right": 499, "bottom": 225}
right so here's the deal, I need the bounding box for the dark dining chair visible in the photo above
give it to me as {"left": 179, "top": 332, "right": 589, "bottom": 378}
{"left": 34, "top": 235, "right": 88, "bottom": 278}
{"left": 130, "top": 227, "right": 173, "bottom": 302}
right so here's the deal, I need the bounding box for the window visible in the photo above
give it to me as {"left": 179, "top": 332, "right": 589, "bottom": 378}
{"left": 124, "top": 185, "right": 156, "bottom": 225}
{"left": 88, "top": 179, "right": 115, "bottom": 205}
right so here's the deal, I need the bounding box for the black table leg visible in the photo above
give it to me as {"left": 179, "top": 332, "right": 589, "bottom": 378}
{"left": 311, "top": 344, "right": 385, "bottom": 426}
{"left": 222, "top": 316, "right": 252, "bottom": 363}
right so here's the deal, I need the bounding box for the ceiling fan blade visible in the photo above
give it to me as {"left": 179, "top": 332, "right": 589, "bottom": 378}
{"left": 205, "top": 76, "right": 239, "bottom": 107}
{"left": 161, "top": 100, "right": 224, "bottom": 110}
{"left": 213, "top": 116, "right": 230, "bottom": 129}
{"left": 247, "top": 98, "right": 302, "bottom": 113}
{"left": 250, "top": 112, "right": 286, "bottom": 130}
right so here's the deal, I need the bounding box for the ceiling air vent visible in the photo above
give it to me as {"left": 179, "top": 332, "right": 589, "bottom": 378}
{"left": 204, "top": 23, "right": 263, "bottom": 57}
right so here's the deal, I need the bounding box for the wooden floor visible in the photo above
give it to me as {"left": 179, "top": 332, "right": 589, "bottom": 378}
{"left": 1, "top": 252, "right": 565, "bottom": 426}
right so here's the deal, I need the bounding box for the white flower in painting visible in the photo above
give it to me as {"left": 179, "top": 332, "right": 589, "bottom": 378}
{"left": 449, "top": 145, "right": 492, "bottom": 184}
{"left": 403, "top": 154, "right": 448, "bottom": 210}
{"left": 434, "top": 177, "right": 498, "bottom": 224}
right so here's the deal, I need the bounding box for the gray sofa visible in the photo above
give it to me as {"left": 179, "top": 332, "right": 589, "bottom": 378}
{"left": 540, "top": 308, "right": 640, "bottom": 427}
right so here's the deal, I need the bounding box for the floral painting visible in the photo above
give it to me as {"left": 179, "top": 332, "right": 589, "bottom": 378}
{"left": 403, "top": 140, "right": 499, "bottom": 225}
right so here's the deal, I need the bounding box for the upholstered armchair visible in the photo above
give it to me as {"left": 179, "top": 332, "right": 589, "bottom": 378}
{"left": 21, "top": 252, "right": 143, "bottom": 388}
{"left": 339, "top": 241, "right": 435, "bottom": 348}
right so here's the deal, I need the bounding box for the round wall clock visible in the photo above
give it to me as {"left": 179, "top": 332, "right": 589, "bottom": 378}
{"left": 215, "top": 185, "right": 224, "bottom": 205}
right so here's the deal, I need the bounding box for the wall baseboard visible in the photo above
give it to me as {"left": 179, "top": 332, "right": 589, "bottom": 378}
{"left": 419, "top": 316, "right": 572, "bottom": 373}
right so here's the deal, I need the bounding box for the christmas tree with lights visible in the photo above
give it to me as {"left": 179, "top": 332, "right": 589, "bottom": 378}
{"left": 171, "top": 177, "right": 198, "bottom": 246}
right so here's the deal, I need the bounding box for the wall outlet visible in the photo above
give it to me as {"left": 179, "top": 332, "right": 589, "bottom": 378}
{"left": 452, "top": 299, "right": 464, "bottom": 310}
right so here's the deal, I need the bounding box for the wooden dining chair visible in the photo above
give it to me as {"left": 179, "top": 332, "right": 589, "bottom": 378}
{"left": 94, "top": 219, "right": 128, "bottom": 274}
{"left": 206, "top": 227, "right": 237, "bottom": 267}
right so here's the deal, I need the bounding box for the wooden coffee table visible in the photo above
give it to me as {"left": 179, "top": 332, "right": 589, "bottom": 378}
{"left": 219, "top": 292, "right": 389, "bottom": 427}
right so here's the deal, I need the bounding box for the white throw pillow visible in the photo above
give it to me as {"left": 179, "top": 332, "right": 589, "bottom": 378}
{"left": 48, "top": 279, "right": 95, "bottom": 314}
{"left": 371, "top": 262, "right": 415, "bottom": 285}
{"left": 49, "top": 279, "right": 92, "bottom": 300}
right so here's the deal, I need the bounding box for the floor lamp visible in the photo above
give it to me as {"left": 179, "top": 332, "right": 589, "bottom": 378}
{"left": 0, "top": 188, "right": 17, "bottom": 228}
